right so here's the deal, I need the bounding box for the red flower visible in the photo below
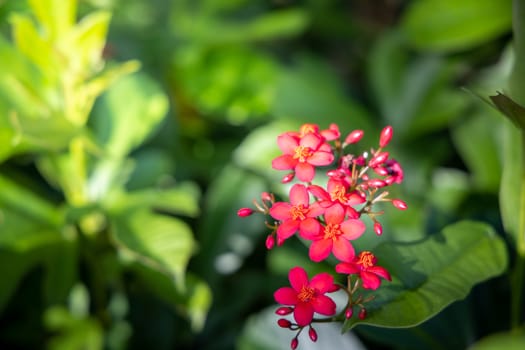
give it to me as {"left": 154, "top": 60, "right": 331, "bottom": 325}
{"left": 272, "top": 132, "right": 334, "bottom": 182}
{"left": 306, "top": 204, "right": 365, "bottom": 262}
{"left": 269, "top": 184, "right": 324, "bottom": 245}
{"left": 335, "top": 251, "right": 391, "bottom": 290}
{"left": 308, "top": 178, "right": 365, "bottom": 219}
{"left": 274, "top": 266, "right": 337, "bottom": 326}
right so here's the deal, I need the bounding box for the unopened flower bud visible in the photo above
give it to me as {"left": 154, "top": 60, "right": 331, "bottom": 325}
{"left": 278, "top": 318, "right": 292, "bottom": 328}
{"left": 308, "top": 326, "right": 318, "bottom": 342}
{"left": 237, "top": 208, "right": 254, "bottom": 217}
{"left": 344, "top": 130, "right": 364, "bottom": 145}
{"left": 379, "top": 126, "right": 393, "bottom": 148}
{"left": 374, "top": 222, "right": 383, "bottom": 235}
{"left": 291, "top": 337, "right": 299, "bottom": 350}
{"left": 282, "top": 173, "right": 295, "bottom": 184}
{"left": 261, "top": 192, "right": 273, "bottom": 202}
{"left": 392, "top": 199, "right": 407, "bottom": 210}
{"left": 359, "top": 308, "right": 367, "bottom": 320}
{"left": 276, "top": 307, "right": 294, "bottom": 316}
{"left": 265, "top": 235, "right": 275, "bottom": 250}
{"left": 369, "top": 152, "right": 389, "bottom": 168}
{"left": 345, "top": 307, "right": 353, "bottom": 319}
{"left": 373, "top": 166, "right": 389, "bottom": 176}
{"left": 367, "top": 179, "right": 387, "bottom": 188}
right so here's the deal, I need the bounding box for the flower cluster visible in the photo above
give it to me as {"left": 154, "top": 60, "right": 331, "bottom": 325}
{"left": 238, "top": 123, "right": 406, "bottom": 349}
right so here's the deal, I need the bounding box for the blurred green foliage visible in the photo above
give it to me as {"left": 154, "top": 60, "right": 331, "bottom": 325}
{"left": 0, "top": 0, "right": 523, "bottom": 349}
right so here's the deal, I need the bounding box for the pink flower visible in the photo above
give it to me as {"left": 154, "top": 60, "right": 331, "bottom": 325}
{"left": 274, "top": 266, "right": 337, "bottom": 326}
{"left": 335, "top": 251, "right": 391, "bottom": 290}
{"left": 308, "top": 179, "right": 365, "bottom": 219}
{"left": 272, "top": 132, "right": 334, "bottom": 182}
{"left": 306, "top": 204, "right": 365, "bottom": 262}
{"left": 383, "top": 159, "right": 404, "bottom": 184}
{"left": 269, "top": 184, "right": 324, "bottom": 245}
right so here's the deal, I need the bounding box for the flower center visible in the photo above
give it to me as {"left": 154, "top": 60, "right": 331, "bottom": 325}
{"left": 293, "top": 146, "right": 314, "bottom": 162}
{"left": 297, "top": 285, "right": 316, "bottom": 302}
{"left": 330, "top": 184, "right": 347, "bottom": 203}
{"left": 290, "top": 204, "right": 308, "bottom": 220}
{"left": 357, "top": 251, "right": 376, "bottom": 269}
{"left": 299, "top": 124, "right": 318, "bottom": 136}
{"left": 323, "top": 223, "right": 341, "bottom": 240}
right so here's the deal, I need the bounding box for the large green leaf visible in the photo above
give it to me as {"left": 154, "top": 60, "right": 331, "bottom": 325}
{"left": 343, "top": 221, "right": 507, "bottom": 331}
{"left": 111, "top": 209, "right": 196, "bottom": 289}
{"left": 401, "top": 0, "right": 512, "bottom": 52}
{"left": 91, "top": 72, "right": 168, "bottom": 158}
{"left": 499, "top": 121, "right": 525, "bottom": 254}
{"left": 470, "top": 331, "right": 525, "bottom": 350}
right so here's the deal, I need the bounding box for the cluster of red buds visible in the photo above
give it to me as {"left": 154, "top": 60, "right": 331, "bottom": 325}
{"left": 238, "top": 123, "right": 406, "bottom": 348}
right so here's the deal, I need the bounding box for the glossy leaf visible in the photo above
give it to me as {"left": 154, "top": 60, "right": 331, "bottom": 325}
{"left": 499, "top": 121, "right": 525, "bottom": 254}
{"left": 402, "top": 0, "right": 512, "bottom": 52}
{"left": 343, "top": 221, "right": 507, "bottom": 331}
{"left": 91, "top": 72, "right": 168, "bottom": 157}
{"left": 111, "top": 209, "right": 196, "bottom": 289}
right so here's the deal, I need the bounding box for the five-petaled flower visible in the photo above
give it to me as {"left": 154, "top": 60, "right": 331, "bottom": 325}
{"left": 269, "top": 184, "right": 324, "bottom": 245}
{"left": 272, "top": 131, "right": 334, "bottom": 182}
{"left": 274, "top": 266, "right": 337, "bottom": 326}
{"left": 304, "top": 204, "right": 366, "bottom": 262}
{"left": 335, "top": 251, "right": 392, "bottom": 290}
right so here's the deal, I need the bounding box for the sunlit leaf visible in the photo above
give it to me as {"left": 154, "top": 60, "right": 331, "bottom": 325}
{"left": 111, "top": 209, "right": 196, "bottom": 289}
{"left": 91, "top": 72, "right": 168, "bottom": 157}
{"left": 343, "top": 221, "right": 507, "bottom": 331}
{"left": 470, "top": 331, "right": 525, "bottom": 350}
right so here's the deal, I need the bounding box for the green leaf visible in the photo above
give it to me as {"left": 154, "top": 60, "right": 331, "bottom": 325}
{"left": 470, "top": 331, "right": 525, "bottom": 350}
{"left": 132, "top": 264, "right": 212, "bottom": 331}
{"left": 111, "top": 209, "right": 196, "bottom": 289}
{"left": 451, "top": 111, "right": 503, "bottom": 191}
{"left": 28, "top": 0, "right": 77, "bottom": 40}
{"left": 499, "top": 121, "right": 525, "bottom": 254}
{"left": 272, "top": 56, "right": 374, "bottom": 133}
{"left": 489, "top": 92, "right": 525, "bottom": 131}
{"left": 401, "top": 0, "right": 512, "bottom": 52}
{"left": 91, "top": 72, "right": 168, "bottom": 157}
{"left": 342, "top": 221, "right": 507, "bottom": 331}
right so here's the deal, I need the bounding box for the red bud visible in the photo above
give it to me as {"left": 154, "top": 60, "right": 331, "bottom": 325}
{"left": 265, "top": 235, "right": 275, "bottom": 250}
{"left": 344, "top": 130, "right": 364, "bottom": 145}
{"left": 278, "top": 318, "right": 292, "bottom": 328}
{"left": 282, "top": 173, "right": 295, "bottom": 184}
{"left": 367, "top": 179, "right": 387, "bottom": 188}
{"left": 345, "top": 308, "right": 353, "bottom": 319}
{"left": 308, "top": 326, "right": 318, "bottom": 342}
{"left": 275, "top": 307, "right": 293, "bottom": 316}
{"left": 392, "top": 199, "right": 407, "bottom": 210}
{"left": 369, "top": 151, "right": 389, "bottom": 168}
{"left": 237, "top": 208, "right": 254, "bottom": 217}
{"left": 374, "top": 222, "right": 383, "bottom": 235}
{"left": 291, "top": 338, "right": 299, "bottom": 350}
{"left": 359, "top": 308, "right": 367, "bottom": 320}
{"left": 379, "top": 126, "right": 393, "bottom": 148}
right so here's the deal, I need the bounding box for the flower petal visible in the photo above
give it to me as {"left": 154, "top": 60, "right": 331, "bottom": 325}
{"left": 368, "top": 266, "right": 392, "bottom": 281}
{"left": 289, "top": 266, "right": 309, "bottom": 291}
{"left": 332, "top": 238, "right": 355, "bottom": 262}
{"left": 308, "top": 151, "right": 334, "bottom": 166}
{"left": 307, "top": 185, "right": 331, "bottom": 201}
{"left": 289, "top": 183, "right": 309, "bottom": 206}
{"left": 324, "top": 203, "right": 345, "bottom": 224}
{"left": 272, "top": 154, "right": 297, "bottom": 170}
{"left": 277, "top": 133, "right": 299, "bottom": 154}
{"left": 274, "top": 287, "right": 298, "bottom": 305}
{"left": 309, "top": 272, "right": 334, "bottom": 293}
{"left": 309, "top": 239, "right": 332, "bottom": 262}
{"left": 294, "top": 302, "right": 314, "bottom": 326}
{"left": 311, "top": 294, "right": 336, "bottom": 316}
{"left": 269, "top": 202, "right": 292, "bottom": 220}
{"left": 335, "top": 262, "right": 359, "bottom": 274}
{"left": 298, "top": 218, "right": 321, "bottom": 240}
{"left": 340, "top": 219, "right": 366, "bottom": 240}
{"left": 360, "top": 271, "right": 381, "bottom": 290}
{"left": 307, "top": 201, "right": 325, "bottom": 217}
{"left": 277, "top": 220, "right": 300, "bottom": 241}
{"left": 295, "top": 162, "right": 315, "bottom": 182}
{"left": 300, "top": 133, "right": 323, "bottom": 149}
